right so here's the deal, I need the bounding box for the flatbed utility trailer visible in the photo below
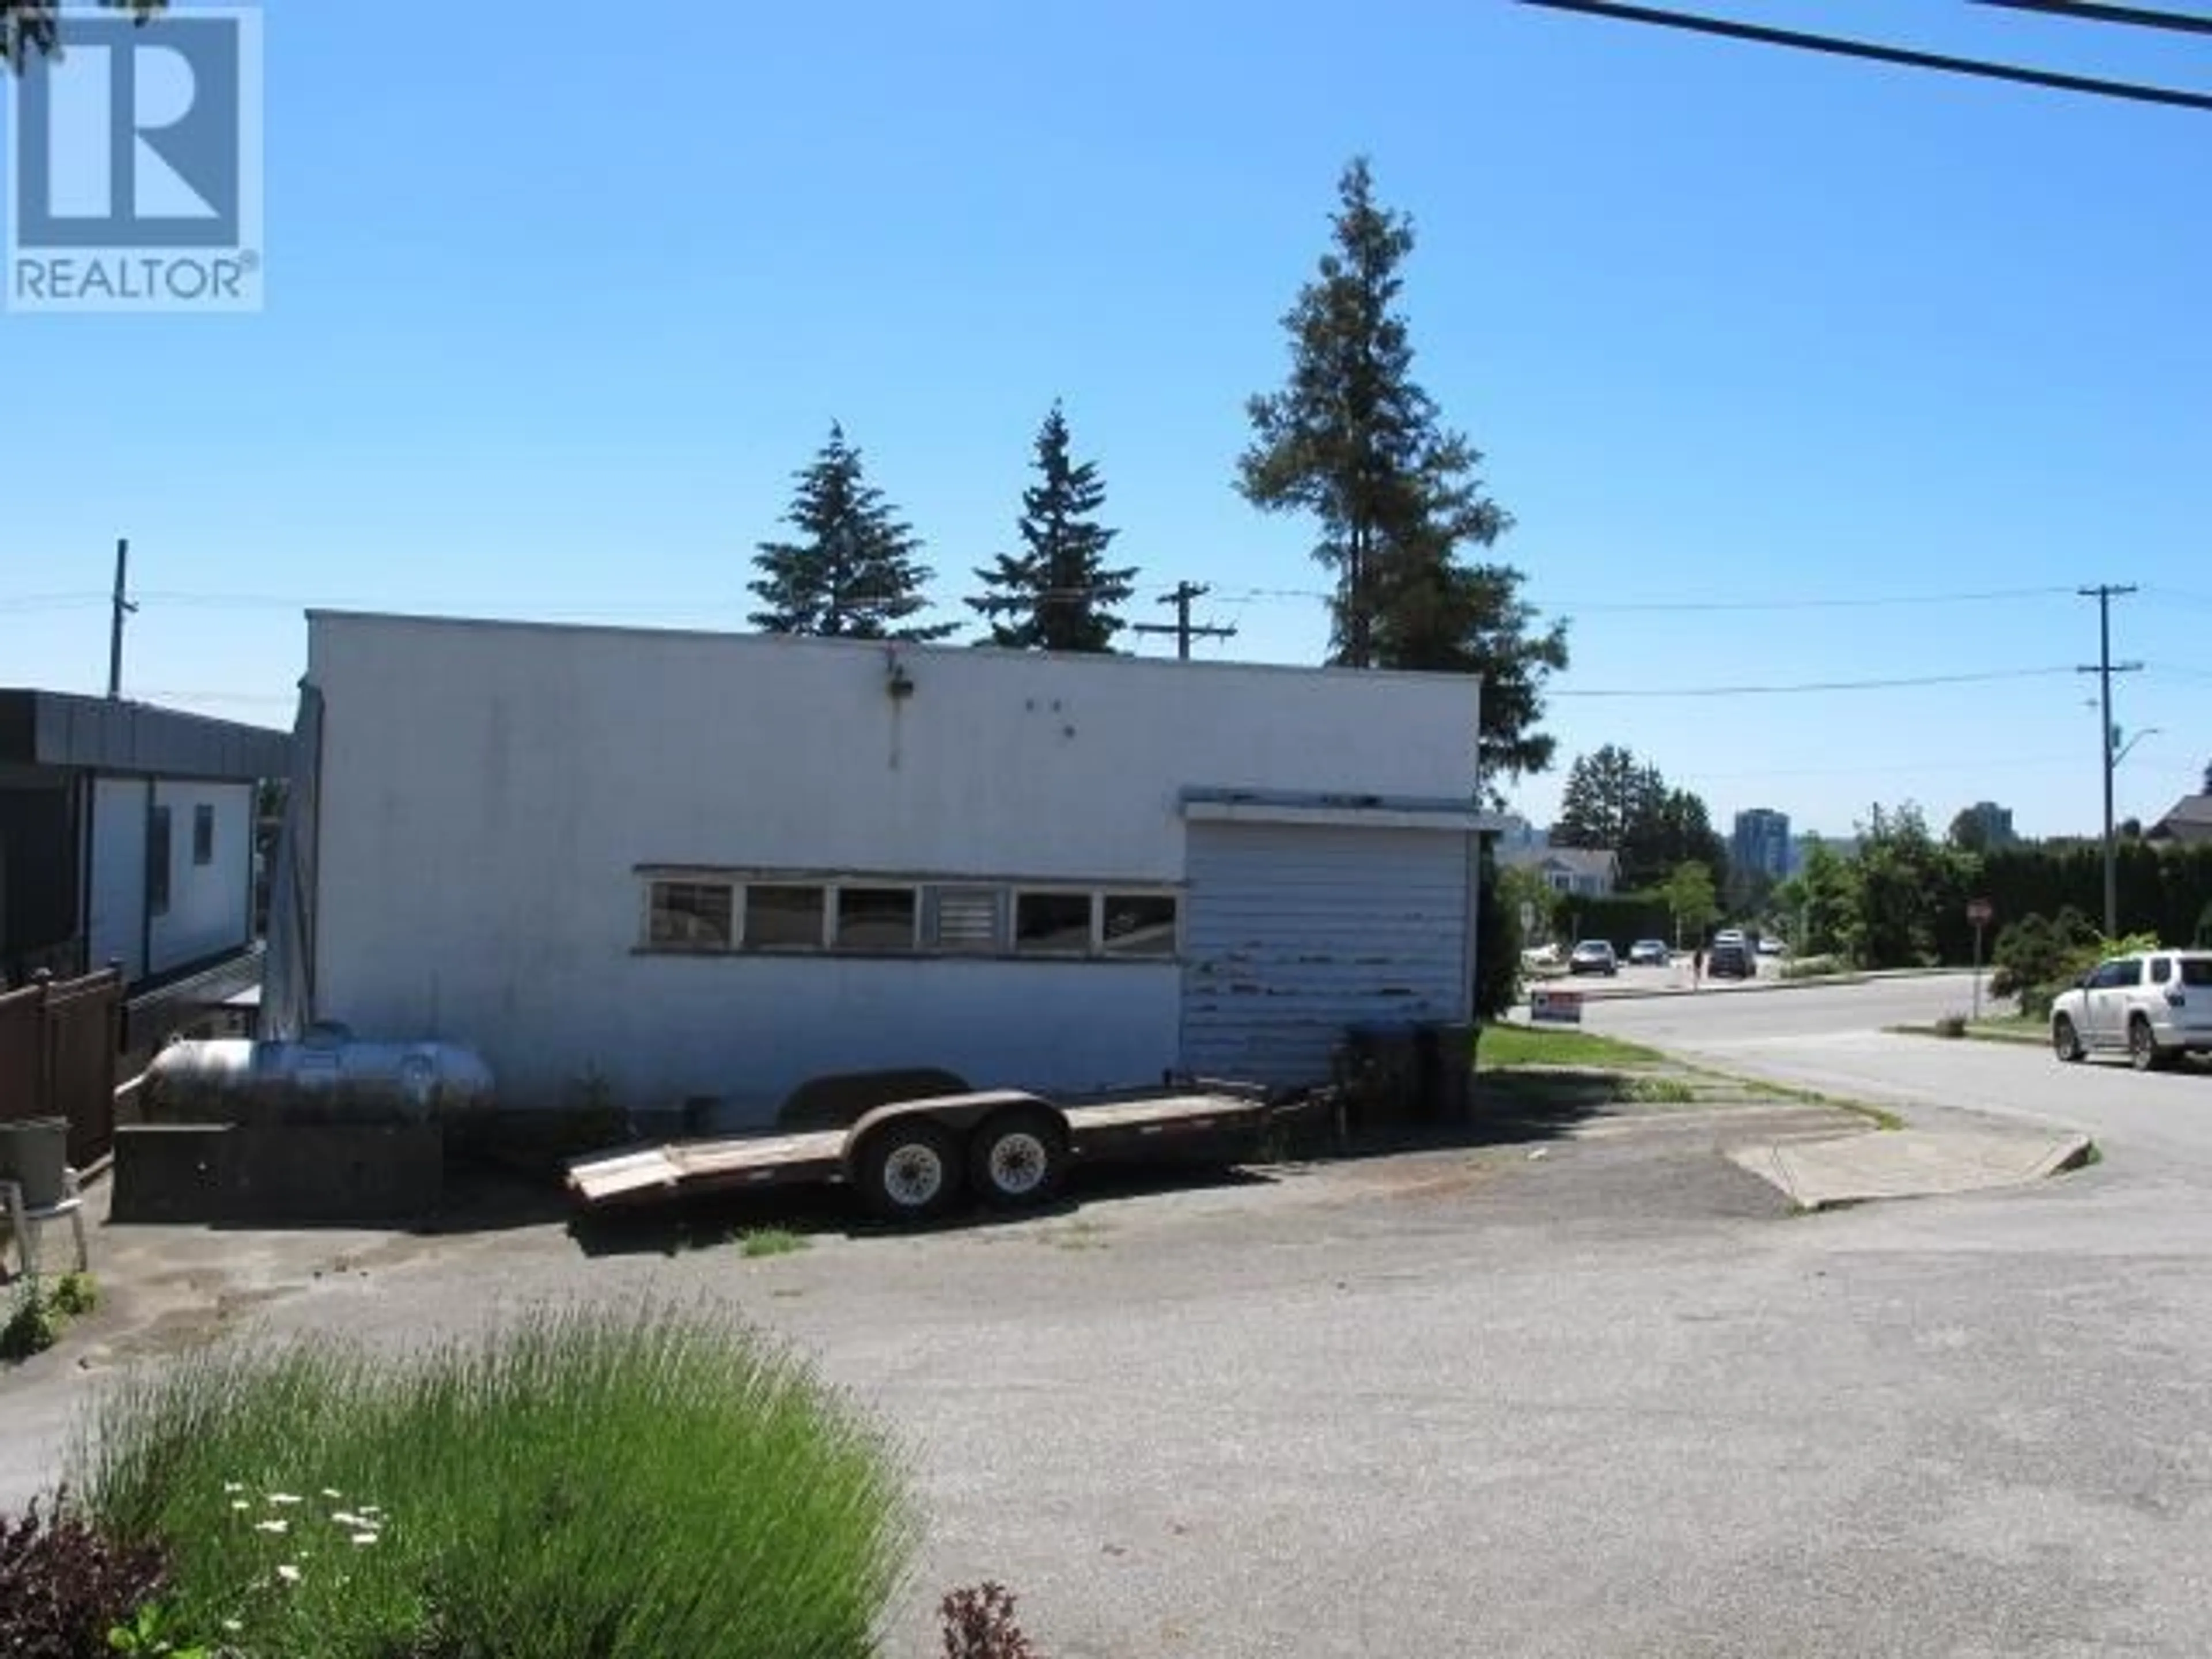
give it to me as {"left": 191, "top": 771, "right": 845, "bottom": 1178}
{"left": 566, "top": 1080, "right": 1309, "bottom": 1226}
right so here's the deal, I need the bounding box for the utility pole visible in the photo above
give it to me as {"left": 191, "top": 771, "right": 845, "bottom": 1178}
{"left": 2078, "top": 583, "right": 2141, "bottom": 939}
{"left": 107, "top": 537, "right": 137, "bottom": 700}
{"left": 1130, "top": 581, "right": 1237, "bottom": 661}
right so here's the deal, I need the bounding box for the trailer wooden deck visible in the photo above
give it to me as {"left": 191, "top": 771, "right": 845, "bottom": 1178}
{"left": 566, "top": 1086, "right": 1287, "bottom": 1215}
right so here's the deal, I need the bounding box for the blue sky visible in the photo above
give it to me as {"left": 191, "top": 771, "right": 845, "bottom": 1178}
{"left": 4, "top": 0, "right": 2207, "bottom": 841}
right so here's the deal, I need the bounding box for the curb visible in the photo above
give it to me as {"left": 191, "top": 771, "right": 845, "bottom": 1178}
{"left": 1522, "top": 966, "right": 1966, "bottom": 1007}
{"left": 1886, "top": 1023, "right": 2047, "bottom": 1050}
{"left": 1734, "top": 1128, "right": 2096, "bottom": 1212}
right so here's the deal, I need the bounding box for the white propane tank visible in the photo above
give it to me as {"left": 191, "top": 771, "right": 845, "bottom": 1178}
{"left": 145, "top": 1023, "right": 495, "bottom": 1124}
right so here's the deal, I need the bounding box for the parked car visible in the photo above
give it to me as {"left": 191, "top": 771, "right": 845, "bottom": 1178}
{"left": 1756, "top": 935, "right": 1785, "bottom": 957}
{"left": 1706, "top": 931, "right": 1756, "bottom": 979}
{"left": 2050, "top": 949, "right": 2212, "bottom": 1071}
{"left": 1569, "top": 940, "right": 1619, "bottom": 977}
{"left": 1627, "top": 939, "right": 1670, "bottom": 967}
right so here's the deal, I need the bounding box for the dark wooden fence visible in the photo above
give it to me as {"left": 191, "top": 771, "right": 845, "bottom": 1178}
{"left": 0, "top": 967, "right": 123, "bottom": 1167}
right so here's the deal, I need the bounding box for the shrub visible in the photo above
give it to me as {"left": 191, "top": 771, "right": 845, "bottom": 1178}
{"left": 942, "top": 1582, "right": 1039, "bottom": 1659}
{"left": 74, "top": 1303, "right": 914, "bottom": 1659}
{"left": 1, "top": 1286, "right": 63, "bottom": 1361}
{"left": 1933, "top": 1014, "right": 1967, "bottom": 1039}
{"left": 1779, "top": 955, "right": 1846, "bottom": 980}
{"left": 738, "top": 1228, "right": 808, "bottom": 1259}
{"left": 2, "top": 1274, "right": 104, "bottom": 1363}
{"left": 1991, "top": 917, "right": 2161, "bottom": 1014}
{"left": 0, "top": 1490, "right": 168, "bottom": 1659}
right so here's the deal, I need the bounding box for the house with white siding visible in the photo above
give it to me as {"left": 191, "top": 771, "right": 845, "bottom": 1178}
{"left": 267, "top": 613, "right": 1492, "bottom": 1127}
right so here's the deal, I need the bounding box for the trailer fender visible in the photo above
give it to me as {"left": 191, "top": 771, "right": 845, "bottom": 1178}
{"left": 838, "top": 1090, "right": 1059, "bottom": 1181}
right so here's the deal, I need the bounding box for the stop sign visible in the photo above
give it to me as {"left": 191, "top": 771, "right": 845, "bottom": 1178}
{"left": 1968, "top": 899, "right": 1993, "bottom": 927}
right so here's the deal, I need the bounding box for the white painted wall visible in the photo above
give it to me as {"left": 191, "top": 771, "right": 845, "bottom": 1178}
{"left": 306, "top": 613, "right": 1482, "bottom": 1117}
{"left": 88, "top": 777, "right": 147, "bottom": 980}
{"left": 148, "top": 781, "right": 252, "bottom": 976}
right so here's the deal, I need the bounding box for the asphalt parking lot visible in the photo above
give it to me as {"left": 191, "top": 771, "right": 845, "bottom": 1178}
{"left": 7, "top": 995, "right": 2210, "bottom": 1657}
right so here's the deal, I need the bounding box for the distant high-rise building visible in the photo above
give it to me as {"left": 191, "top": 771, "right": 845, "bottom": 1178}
{"left": 1732, "top": 808, "right": 1792, "bottom": 881}
{"left": 1959, "top": 801, "right": 2017, "bottom": 849}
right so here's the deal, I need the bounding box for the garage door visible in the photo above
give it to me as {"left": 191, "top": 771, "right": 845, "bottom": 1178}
{"left": 1180, "top": 821, "right": 1474, "bottom": 1088}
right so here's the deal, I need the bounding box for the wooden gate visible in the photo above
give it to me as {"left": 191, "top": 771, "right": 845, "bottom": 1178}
{"left": 0, "top": 968, "right": 123, "bottom": 1166}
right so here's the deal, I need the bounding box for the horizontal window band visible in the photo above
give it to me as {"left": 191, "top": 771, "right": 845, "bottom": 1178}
{"left": 635, "top": 863, "right": 1183, "bottom": 892}
{"left": 629, "top": 946, "right": 1180, "bottom": 966}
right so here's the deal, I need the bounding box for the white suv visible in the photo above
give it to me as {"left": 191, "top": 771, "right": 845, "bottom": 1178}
{"left": 2050, "top": 949, "right": 2212, "bottom": 1070}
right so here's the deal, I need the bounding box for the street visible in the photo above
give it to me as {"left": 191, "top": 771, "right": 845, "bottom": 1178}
{"left": 7, "top": 978, "right": 2212, "bottom": 1656}
{"left": 1590, "top": 974, "right": 2212, "bottom": 1168}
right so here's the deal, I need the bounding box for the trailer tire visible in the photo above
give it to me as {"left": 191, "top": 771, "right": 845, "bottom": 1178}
{"left": 968, "top": 1108, "right": 1068, "bottom": 1210}
{"left": 854, "top": 1119, "right": 965, "bottom": 1225}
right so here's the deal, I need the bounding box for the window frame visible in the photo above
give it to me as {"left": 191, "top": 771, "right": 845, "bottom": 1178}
{"left": 192, "top": 802, "right": 216, "bottom": 867}
{"left": 1012, "top": 888, "right": 1100, "bottom": 959}
{"left": 635, "top": 868, "right": 1183, "bottom": 964}
{"left": 1100, "top": 889, "right": 1182, "bottom": 960}
{"left": 831, "top": 884, "right": 921, "bottom": 953}
{"left": 925, "top": 885, "right": 1004, "bottom": 955}
{"left": 643, "top": 878, "right": 737, "bottom": 953}
{"left": 146, "top": 805, "right": 172, "bottom": 919}
{"left": 741, "top": 882, "right": 832, "bottom": 953}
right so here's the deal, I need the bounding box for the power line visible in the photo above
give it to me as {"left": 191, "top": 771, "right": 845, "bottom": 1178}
{"left": 1207, "top": 581, "right": 2085, "bottom": 614}
{"left": 1517, "top": 0, "right": 2212, "bottom": 112}
{"left": 1528, "top": 583, "right": 2082, "bottom": 615}
{"left": 1672, "top": 752, "right": 2086, "bottom": 782}
{"left": 1552, "top": 665, "right": 2081, "bottom": 698}
{"left": 1971, "top": 0, "right": 2212, "bottom": 39}
{"left": 0, "top": 593, "right": 107, "bottom": 612}
{"left": 0, "top": 579, "right": 2113, "bottom": 619}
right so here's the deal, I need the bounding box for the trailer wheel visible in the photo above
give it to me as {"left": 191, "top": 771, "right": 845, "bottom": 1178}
{"left": 854, "top": 1119, "right": 965, "bottom": 1225}
{"left": 968, "top": 1109, "right": 1068, "bottom": 1209}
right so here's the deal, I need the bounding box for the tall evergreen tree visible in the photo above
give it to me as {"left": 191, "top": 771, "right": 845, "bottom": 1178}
{"left": 1552, "top": 745, "right": 1727, "bottom": 892}
{"left": 969, "top": 402, "right": 1136, "bottom": 652}
{"left": 749, "top": 425, "right": 953, "bottom": 641}
{"left": 1552, "top": 746, "right": 1661, "bottom": 852}
{"left": 1240, "top": 157, "right": 1567, "bottom": 795}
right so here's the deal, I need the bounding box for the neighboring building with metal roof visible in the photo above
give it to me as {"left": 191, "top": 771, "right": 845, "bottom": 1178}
{"left": 0, "top": 690, "right": 292, "bottom": 990}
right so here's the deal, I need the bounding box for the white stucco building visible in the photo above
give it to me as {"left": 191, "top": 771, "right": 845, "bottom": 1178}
{"left": 271, "top": 613, "right": 1491, "bottom": 1125}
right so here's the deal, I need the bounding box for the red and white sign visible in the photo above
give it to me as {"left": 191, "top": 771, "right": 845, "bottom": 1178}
{"left": 1531, "top": 986, "right": 1585, "bottom": 1025}
{"left": 1967, "top": 899, "right": 1994, "bottom": 927}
